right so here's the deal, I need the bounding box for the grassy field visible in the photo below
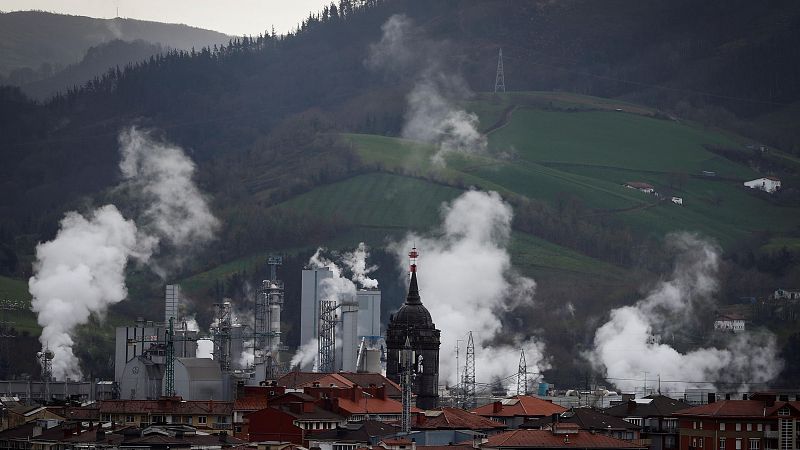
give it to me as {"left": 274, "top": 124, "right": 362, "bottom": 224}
{"left": 0, "top": 275, "right": 40, "bottom": 335}
{"left": 488, "top": 108, "right": 755, "bottom": 178}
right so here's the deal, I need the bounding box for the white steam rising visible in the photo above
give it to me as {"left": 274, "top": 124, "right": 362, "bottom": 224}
{"left": 291, "top": 338, "right": 319, "bottom": 370}
{"left": 586, "top": 233, "right": 783, "bottom": 393}
{"left": 367, "top": 15, "right": 487, "bottom": 166}
{"left": 342, "top": 242, "right": 379, "bottom": 289}
{"left": 29, "top": 127, "right": 218, "bottom": 380}
{"left": 393, "top": 190, "right": 548, "bottom": 386}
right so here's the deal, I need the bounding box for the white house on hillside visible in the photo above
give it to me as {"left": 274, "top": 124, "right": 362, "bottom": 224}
{"left": 744, "top": 177, "right": 781, "bottom": 193}
{"left": 713, "top": 314, "right": 746, "bottom": 332}
{"left": 773, "top": 289, "right": 800, "bottom": 300}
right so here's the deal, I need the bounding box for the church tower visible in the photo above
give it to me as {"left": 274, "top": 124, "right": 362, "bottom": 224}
{"left": 386, "top": 248, "right": 441, "bottom": 410}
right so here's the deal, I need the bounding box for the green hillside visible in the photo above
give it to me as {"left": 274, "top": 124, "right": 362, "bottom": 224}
{"left": 341, "top": 93, "right": 799, "bottom": 248}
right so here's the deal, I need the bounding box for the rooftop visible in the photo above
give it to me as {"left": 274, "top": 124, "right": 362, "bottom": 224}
{"left": 523, "top": 408, "right": 641, "bottom": 431}
{"left": 483, "top": 429, "right": 647, "bottom": 449}
{"left": 99, "top": 398, "right": 233, "bottom": 415}
{"left": 473, "top": 396, "right": 567, "bottom": 418}
{"left": 604, "top": 395, "right": 689, "bottom": 418}
{"left": 415, "top": 408, "right": 507, "bottom": 430}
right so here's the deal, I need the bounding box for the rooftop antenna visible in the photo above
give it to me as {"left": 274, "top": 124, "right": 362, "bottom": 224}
{"left": 409, "top": 247, "right": 419, "bottom": 275}
{"left": 517, "top": 348, "right": 527, "bottom": 396}
{"left": 463, "top": 331, "right": 476, "bottom": 409}
{"left": 494, "top": 48, "right": 506, "bottom": 93}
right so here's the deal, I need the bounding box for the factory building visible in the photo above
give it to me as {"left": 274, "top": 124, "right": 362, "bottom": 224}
{"left": 300, "top": 267, "right": 334, "bottom": 370}
{"left": 386, "top": 251, "right": 441, "bottom": 410}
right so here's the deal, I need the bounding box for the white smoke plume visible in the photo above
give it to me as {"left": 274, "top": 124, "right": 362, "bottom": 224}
{"left": 29, "top": 127, "right": 218, "bottom": 380}
{"left": 119, "top": 127, "right": 219, "bottom": 266}
{"left": 341, "top": 242, "right": 379, "bottom": 289}
{"left": 586, "top": 233, "right": 783, "bottom": 393}
{"left": 29, "top": 206, "right": 155, "bottom": 380}
{"left": 367, "top": 15, "right": 487, "bottom": 166}
{"left": 184, "top": 317, "right": 215, "bottom": 359}
{"left": 393, "top": 190, "right": 548, "bottom": 386}
{"left": 291, "top": 338, "right": 319, "bottom": 370}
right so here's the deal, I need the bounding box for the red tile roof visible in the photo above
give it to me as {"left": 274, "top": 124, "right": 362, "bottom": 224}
{"left": 483, "top": 429, "right": 647, "bottom": 449}
{"left": 415, "top": 408, "right": 507, "bottom": 430}
{"left": 234, "top": 397, "right": 269, "bottom": 411}
{"left": 334, "top": 395, "right": 410, "bottom": 414}
{"left": 473, "top": 396, "right": 567, "bottom": 418}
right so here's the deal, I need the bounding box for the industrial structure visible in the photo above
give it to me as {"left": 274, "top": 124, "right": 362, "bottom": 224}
{"left": 386, "top": 248, "right": 441, "bottom": 410}
{"left": 114, "top": 256, "right": 288, "bottom": 401}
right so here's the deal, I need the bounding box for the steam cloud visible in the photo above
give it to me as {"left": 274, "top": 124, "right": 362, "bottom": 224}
{"left": 29, "top": 127, "right": 218, "bottom": 380}
{"left": 367, "top": 15, "right": 487, "bottom": 166}
{"left": 393, "top": 190, "right": 548, "bottom": 386}
{"left": 586, "top": 233, "right": 782, "bottom": 393}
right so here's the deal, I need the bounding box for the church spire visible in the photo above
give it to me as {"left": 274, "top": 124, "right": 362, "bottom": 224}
{"left": 406, "top": 247, "right": 421, "bottom": 305}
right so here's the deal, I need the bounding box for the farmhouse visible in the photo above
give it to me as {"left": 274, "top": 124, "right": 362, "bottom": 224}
{"left": 744, "top": 177, "right": 781, "bottom": 193}
{"left": 624, "top": 182, "right": 655, "bottom": 194}
{"left": 671, "top": 196, "right": 683, "bottom": 205}
{"left": 713, "top": 314, "right": 746, "bottom": 332}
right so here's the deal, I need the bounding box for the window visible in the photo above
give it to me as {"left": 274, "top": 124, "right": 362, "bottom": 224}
{"left": 747, "top": 423, "right": 752, "bottom": 431}
{"left": 778, "top": 407, "right": 790, "bottom": 416}
{"left": 700, "top": 421, "right": 704, "bottom": 429}
{"left": 694, "top": 421, "right": 698, "bottom": 430}
{"left": 152, "top": 415, "right": 165, "bottom": 424}
{"left": 736, "top": 423, "right": 742, "bottom": 431}
{"left": 720, "top": 438, "right": 726, "bottom": 450}
{"left": 736, "top": 439, "right": 742, "bottom": 450}
{"left": 183, "top": 416, "right": 192, "bottom": 424}
{"left": 700, "top": 438, "right": 704, "bottom": 447}
{"left": 757, "top": 424, "right": 762, "bottom": 432}
{"left": 217, "top": 416, "right": 228, "bottom": 424}
{"left": 125, "top": 416, "right": 135, "bottom": 423}
{"left": 665, "top": 435, "right": 676, "bottom": 449}
{"left": 721, "top": 423, "right": 726, "bottom": 431}
{"left": 198, "top": 416, "right": 207, "bottom": 424}
{"left": 748, "top": 439, "right": 759, "bottom": 450}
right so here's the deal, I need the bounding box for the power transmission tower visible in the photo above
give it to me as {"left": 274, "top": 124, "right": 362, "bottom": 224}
{"left": 517, "top": 349, "right": 527, "bottom": 396}
{"left": 494, "top": 48, "right": 506, "bottom": 93}
{"left": 400, "top": 336, "right": 414, "bottom": 433}
{"left": 463, "top": 331, "right": 476, "bottom": 409}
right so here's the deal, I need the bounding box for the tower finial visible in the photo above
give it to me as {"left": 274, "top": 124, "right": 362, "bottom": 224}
{"left": 409, "top": 247, "right": 418, "bottom": 273}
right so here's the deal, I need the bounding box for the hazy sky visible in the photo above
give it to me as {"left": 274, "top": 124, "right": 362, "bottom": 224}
{"left": 0, "top": 0, "right": 334, "bottom": 36}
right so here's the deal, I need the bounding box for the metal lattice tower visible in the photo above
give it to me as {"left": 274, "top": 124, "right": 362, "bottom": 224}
{"left": 164, "top": 317, "right": 175, "bottom": 397}
{"left": 37, "top": 345, "right": 54, "bottom": 382}
{"left": 256, "top": 255, "right": 284, "bottom": 377}
{"left": 517, "top": 348, "right": 527, "bottom": 396}
{"left": 463, "top": 331, "right": 476, "bottom": 409}
{"left": 494, "top": 48, "right": 506, "bottom": 93}
{"left": 400, "top": 335, "right": 413, "bottom": 433}
{"left": 318, "top": 299, "right": 337, "bottom": 373}
{"left": 212, "top": 301, "right": 233, "bottom": 372}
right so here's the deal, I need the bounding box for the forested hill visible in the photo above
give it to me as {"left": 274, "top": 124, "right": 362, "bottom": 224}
{"left": 2, "top": 0, "right": 800, "bottom": 257}
{"left": 0, "top": 11, "right": 229, "bottom": 80}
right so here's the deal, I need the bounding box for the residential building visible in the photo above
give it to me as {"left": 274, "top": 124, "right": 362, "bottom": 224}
{"left": 244, "top": 392, "right": 346, "bottom": 445}
{"left": 472, "top": 396, "right": 568, "bottom": 429}
{"left": 673, "top": 394, "right": 800, "bottom": 450}
{"left": 773, "top": 289, "right": 800, "bottom": 300}
{"left": 305, "top": 384, "right": 406, "bottom": 424}
{"left": 671, "top": 197, "right": 683, "bottom": 205}
{"left": 98, "top": 397, "right": 233, "bottom": 430}
{"left": 522, "top": 408, "right": 641, "bottom": 442}
{"left": 480, "top": 424, "right": 648, "bottom": 450}
{"left": 307, "top": 420, "right": 399, "bottom": 450}
{"left": 414, "top": 408, "right": 507, "bottom": 435}
{"left": 713, "top": 314, "right": 746, "bottom": 332}
{"left": 743, "top": 177, "right": 781, "bottom": 194}
{"left": 605, "top": 395, "right": 689, "bottom": 450}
